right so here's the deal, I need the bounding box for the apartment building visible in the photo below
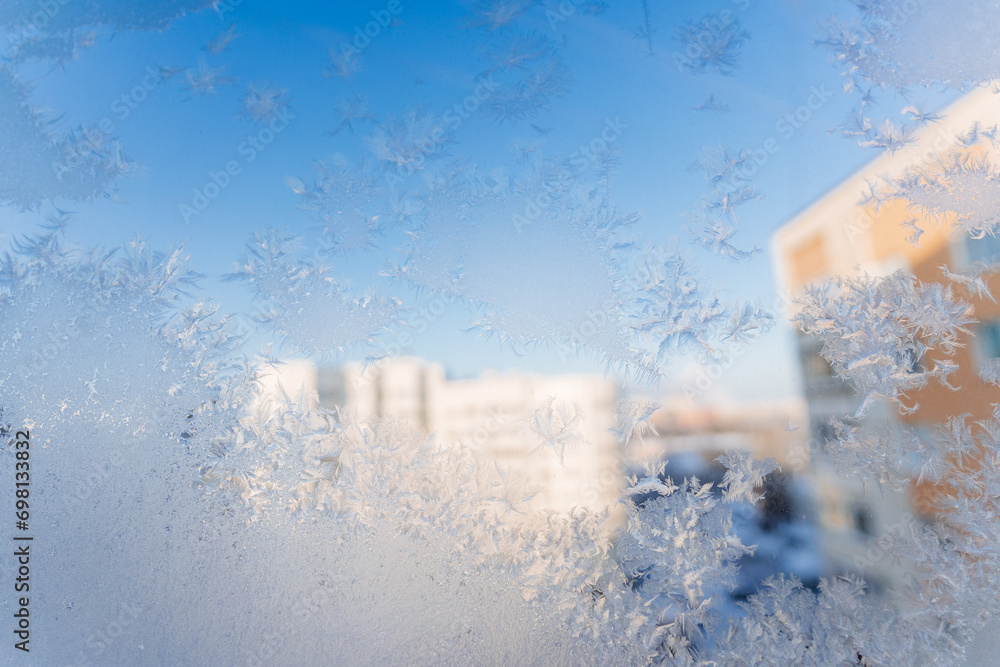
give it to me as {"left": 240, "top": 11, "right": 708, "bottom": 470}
{"left": 772, "top": 86, "right": 1000, "bottom": 582}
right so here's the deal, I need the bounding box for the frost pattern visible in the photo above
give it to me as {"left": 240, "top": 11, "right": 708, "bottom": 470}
{"left": 820, "top": 1, "right": 1000, "bottom": 90}
{"left": 0, "top": 233, "right": 246, "bottom": 438}
{"left": 7, "top": 2, "right": 1000, "bottom": 664}
{"left": 478, "top": 31, "right": 571, "bottom": 124}
{"left": 626, "top": 247, "right": 729, "bottom": 366}
{"left": 716, "top": 449, "right": 779, "bottom": 504}
{"left": 864, "top": 136, "right": 1000, "bottom": 239}
{"left": 366, "top": 109, "right": 453, "bottom": 175}
{"left": 794, "top": 270, "right": 974, "bottom": 415}
{"left": 0, "top": 68, "right": 131, "bottom": 208}
{"left": 390, "top": 165, "right": 651, "bottom": 375}
{"left": 3, "top": 232, "right": 1000, "bottom": 664}
{"left": 720, "top": 300, "right": 776, "bottom": 344}
{"left": 226, "top": 229, "right": 400, "bottom": 356}
{"left": 527, "top": 397, "right": 589, "bottom": 464}
{"left": 239, "top": 81, "right": 289, "bottom": 124}
{"left": 610, "top": 398, "right": 659, "bottom": 449}
{"left": 293, "top": 156, "right": 386, "bottom": 252}
{"left": 981, "top": 357, "right": 1000, "bottom": 386}
{"left": 183, "top": 57, "right": 233, "bottom": 98}
{"left": 674, "top": 12, "right": 750, "bottom": 75}
{"left": 0, "top": 0, "right": 212, "bottom": 65}
{"left": 941, "top": 263, "right": 996, "bottom": 302}
{"left": 686, "top": 146, "right": 762, "bottom": 261}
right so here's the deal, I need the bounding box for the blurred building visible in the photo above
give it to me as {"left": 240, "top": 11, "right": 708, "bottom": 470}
{"left": 313, "top": 357, "right": 622, "bottom": 514}
{"left": 772, "top": 86, "right": 1000, "bottom": 583}
{"left": 630, "top": 397, "right": 808, "bottom": 467}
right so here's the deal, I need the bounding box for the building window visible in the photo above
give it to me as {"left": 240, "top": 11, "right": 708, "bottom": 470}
{"left": 978, "top": 319, "right": 1000, "bottom": 360}
{"left": 965, "top": 233, "right": 1000, "bottom": 265}
{"left": 851, "top": 501, "right": 874, "bottom": 537}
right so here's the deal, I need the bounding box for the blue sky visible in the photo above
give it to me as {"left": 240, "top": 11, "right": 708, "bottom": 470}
{"left": 0, "top": 0, "right": 948, "bottom": 402}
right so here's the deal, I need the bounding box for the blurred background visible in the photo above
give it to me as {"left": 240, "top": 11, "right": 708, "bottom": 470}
{"left": 3, "top": 0, "right": 1000, "bottom": 657}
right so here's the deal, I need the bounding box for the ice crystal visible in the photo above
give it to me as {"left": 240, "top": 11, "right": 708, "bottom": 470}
{"left": 688, "top": 216, "right": 760, "bottom": 261}
{"left": 0, "top": 0, "right": 213, "bottom": 36}
{"left": 624, "top": 462, "right": 678, "bottom": 497}
{"left": 198, "top": 392, "right": 655, "bottom": 663}
{"left": 720, "top": 300, "right": 776, "bottom": 344}
{"left": 324, "top": 43, "right": 364, "bottom": 80}
{"left": 794, "top": 270, "right": 974, "bottom": 415}
{"left": 6, "top": 29, "right": 90, "bottom": 67}
{"left": 366, "top": 109, "right": 453, "bottom": 176}
{"left": 390, "top": 164, "right": 655, "bottom": 378}
{"left": 674, "top": 12, "right": 750, "bottom": 75}
{"left": 466, "top": 0, "right": 537, "bottom": 31}
{"left": 858, "top": 118, "right": 915, "bottom": 153}
{"left": 226, "top": 229, "right": 400, "bottom": 356}
{"left": 184, "top": 57, "right": 233, "bottom": 98}
{"left": 527, "top": 397, "right": 589, "bottom": 464}
{"left": 717, "top": 449, "right": 779, "bottom": 504}
{"left": 617, "top": 474, "right": 754, "bottom": 653}
{"left": 686, "top": 146, "right": 761, "bottom": 260}
{"left": 478, "top": 32, "right": 571, "bottom": 125}
{"left": 329, "top": 95, "right": 376, "bottom": 136}
{"left": 941, "top": 263, "right": 996, "bottom": 303}
{"left": 610, "top": 398, "right": 659, "bottom": 449}
{"left": 981, "top": 358, "right": 1000, "bottom": 386}
{"left": 870, "top": 143, "right": 1000, "bottom": 240}
{"left": 901, "top": 104, "right": 942, "bottom": 126}
{"left": 820, "top": 0, "right": 1000, "bottom": 90}
{"left": 693, "top": 94, "right": 729, "bottom": 113}
{"left": 238, "top": 81, "right": 289, "bottom": 124}
{"left": 204, "top": 21, "right": 239, "bottom": 53}
{"left": 0, "top": 233, "right": 246, "bottom": 439}
{"left": 294, "top": 156, "right": 385, "bottom": 252}
{"left": 627, "top": 247, "right": 728, "bottom": 366}
{"left": 0, "top": 67, "right": 130, "bottom": 207}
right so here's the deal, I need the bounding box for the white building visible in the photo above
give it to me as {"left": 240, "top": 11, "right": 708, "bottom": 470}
{"left": 309, "top": 357, "right": 624, "bottom": 514}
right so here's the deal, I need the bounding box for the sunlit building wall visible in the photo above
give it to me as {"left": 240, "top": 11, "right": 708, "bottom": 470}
{"left": 773, "top": 86, "right": 1000, "bottom": 584}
